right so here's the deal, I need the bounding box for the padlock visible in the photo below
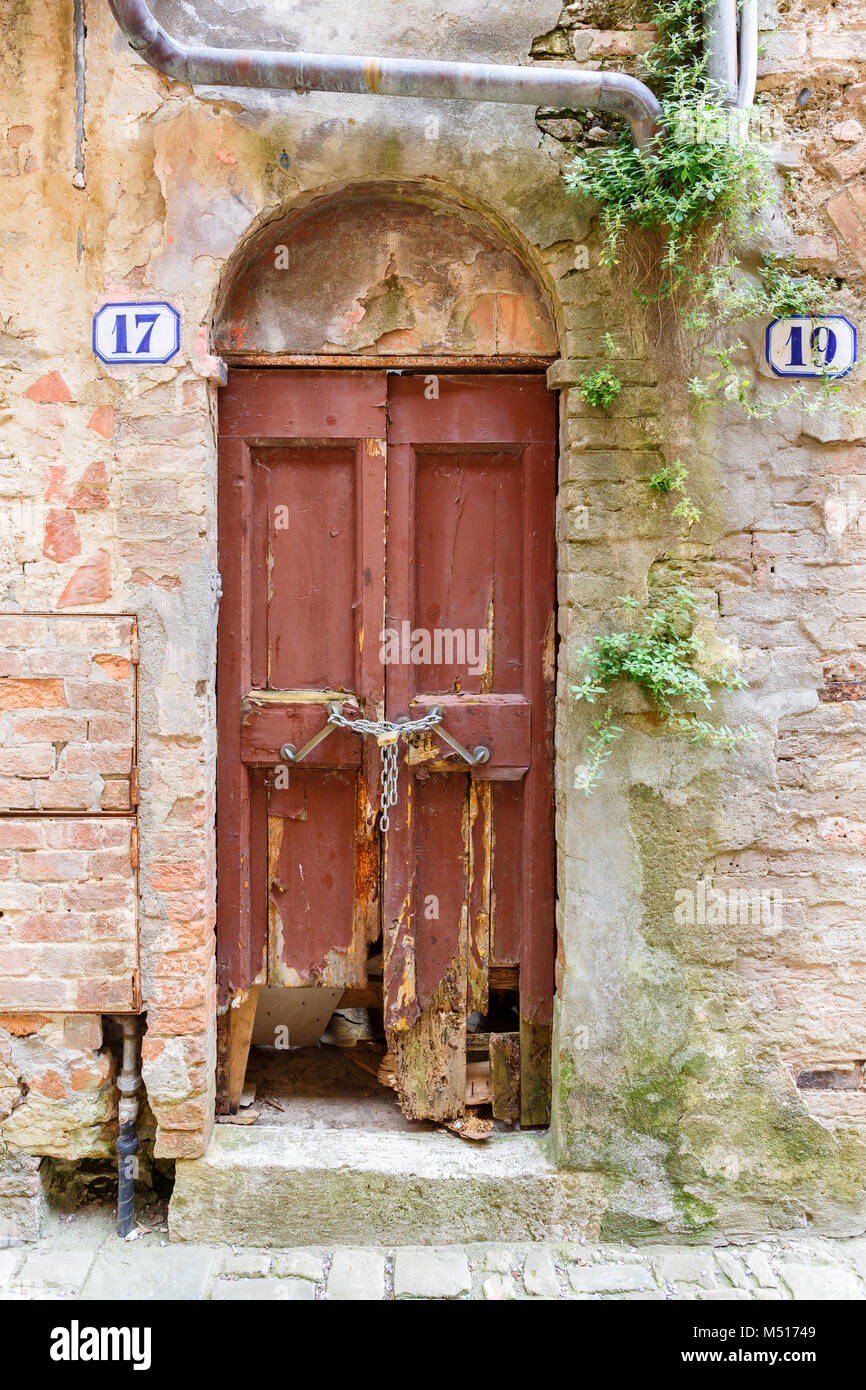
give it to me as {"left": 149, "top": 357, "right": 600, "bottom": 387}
{"left": 377, "top": 730, "right": 399, "bottom": 747}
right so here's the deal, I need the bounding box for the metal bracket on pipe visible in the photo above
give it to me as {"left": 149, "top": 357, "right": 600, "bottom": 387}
{"left": 280, "top": 701, "right": 343, "bottom": 765}
{"left": 426, "top": 705, "right": 490, "bottom": 767}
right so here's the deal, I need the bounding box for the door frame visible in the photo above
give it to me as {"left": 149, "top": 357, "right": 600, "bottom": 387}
{"left": 215, "top": 355, "right": 559, "bottom": 1115}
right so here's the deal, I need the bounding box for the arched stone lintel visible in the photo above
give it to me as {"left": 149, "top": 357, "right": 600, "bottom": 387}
{"left": 212, "top": 180, "right": 559, "bottom": 361}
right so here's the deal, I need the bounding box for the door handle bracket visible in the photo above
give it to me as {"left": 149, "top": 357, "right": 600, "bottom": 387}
{"left": 426, "top": 705, "right": 490, "bottom": 766}
{"left": 280, "top": 701, "right": 343, "bottom": 764}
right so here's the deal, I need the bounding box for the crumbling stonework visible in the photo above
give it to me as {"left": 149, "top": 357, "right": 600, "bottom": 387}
{"left": 0, "top": 1014, "right": 116, "bottom": 1162}
{"left": 0, "top": 1143, "right": 42, "bottom": 1244}
{"left": 0, "top": 0, "right": 864, "bottom": 1239}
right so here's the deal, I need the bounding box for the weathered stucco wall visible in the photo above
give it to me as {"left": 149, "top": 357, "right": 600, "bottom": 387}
{"left": 0, "top": 0, "right": 864, "bottom": 1238}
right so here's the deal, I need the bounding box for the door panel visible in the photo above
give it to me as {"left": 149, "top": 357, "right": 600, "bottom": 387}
{"left": 218, "top": 373, "right": 386, "bottom": 1002}
{"left": 415, "top": 452, "right": 523, "bottom": 693}
{"left": 256, "top": 447, "right": 359, "bottom": 690}
{"left": 267, "top": 769, "right": 364, "bottom": 986}
{"left": 217, "top": 370, "right": 556, "bottom": 1124}
{"left": 383, "top": 377, "right": 556, "bottom": 1122}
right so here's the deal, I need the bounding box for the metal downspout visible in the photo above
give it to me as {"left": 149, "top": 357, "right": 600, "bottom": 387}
{"left": 737, "top": 0, "right": 758, "bottom": 110}
{"left": 705, "top": 0, "right": 759, "bottom": 110}
{"left": 116, "top": 1016, "right": 142, "bottom": 1238}
{"left": 106, "top": 0, "right": 661, "bottom": 149}
{"left": 705, "top": 0, "right": 738, "bottom": 105}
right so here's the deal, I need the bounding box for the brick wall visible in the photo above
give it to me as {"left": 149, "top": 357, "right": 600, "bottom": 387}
{"left": 0, "top": 819, "right": 138, "bottom": 1013}
{"left": 0, "top": 1014, "right": 116, "bottom": 1164}
{"left": 0, "top": 616, "right": 136, "bottom": 813}
{"left": 0, "top": 616, "right": 139, "bottom": 1016}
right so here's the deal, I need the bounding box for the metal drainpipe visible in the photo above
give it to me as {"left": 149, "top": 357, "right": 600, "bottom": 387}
{"left": 705, "top": 0, "right": 759, "bottom": 110}
{"left": 116, "top": 1016, "right": 142, "bottom": 1238}
{"left": 705, "top": 0, "right": 738, "bottom": 106}
{"left": 737, "top": 0, "right": 758, "bottom": 110}
{"left": 106, "top": 0, "right": 661, "bottom": 149}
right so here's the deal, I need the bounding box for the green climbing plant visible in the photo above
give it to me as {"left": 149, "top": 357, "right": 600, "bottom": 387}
{"left": 563, "top": 0, "right": 845, "bottom": 408}
{"left": 578, "top": 366, "right": 624, "bottom": 409}
{"left": 562, "top": 0, "right": 854, "bottom": 788}
{"left": 571, "top": 587, "right": 755, "bottom": 794}
{"left": 564, "top": 0, "right": 767, "bottom": 276}
{"left": 647, "top": 459, "right": 701, "bottom": 528}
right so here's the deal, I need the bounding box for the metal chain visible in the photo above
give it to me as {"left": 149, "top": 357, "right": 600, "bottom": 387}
{"left": 327, "top": 704, "right": 443, "bottom": 832}
{"left": 378, "top": 738, "right": 399, "bottom": 833}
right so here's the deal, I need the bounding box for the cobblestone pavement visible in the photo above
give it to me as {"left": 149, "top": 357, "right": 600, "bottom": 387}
{"left": 3, "top": 1210, "right": 866, "bottom": 1299}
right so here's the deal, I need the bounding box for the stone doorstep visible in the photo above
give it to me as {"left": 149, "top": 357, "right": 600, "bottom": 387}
{"left": 168, "top": 1125, "right": 606, "bottom": 1248}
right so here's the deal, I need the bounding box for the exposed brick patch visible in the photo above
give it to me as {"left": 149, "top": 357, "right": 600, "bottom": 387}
{"left": 825, "top": 183, "right": 866, "bottom": 273}
{"left": 86, "top": 404, "right": 115, "bottom": 439}
{"left": 0, "top": 819, "right": 138, "bottom": 1014}
{"left": 0, "top": 1014, "right": 49, "bottom": 1036}
{"left": 0, "top": 679, "right": 66, "bottom": 711}
{"left": 69, "top": 461, "right": 109, "bottom": 511}
{"left": 0, "top": 616, "right": 136, "bottom": 813}
{"left": 56, "top": 550, "right": 111, "bottom": 608}
{"left": 819, "top": 680, "right": 866, "bottom": 701}
{"left": 92, "top": 654, "right": 130, "bottom": 681}
{"left": 43, "top": 508, "right": 81, "bottom": 562}
{"left": 24, "top": 372, "right": 72, "bottom": 404}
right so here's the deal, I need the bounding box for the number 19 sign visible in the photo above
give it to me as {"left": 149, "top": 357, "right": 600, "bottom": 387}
{"left": 766, "top": 315, "right": 857, "bottom": 379}
{"left": 93, "top": 301, "right": 180, "bottom": 365}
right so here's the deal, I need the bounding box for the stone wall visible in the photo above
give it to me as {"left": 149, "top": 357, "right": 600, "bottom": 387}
{"left": 541, "top": 0, "right": 866, "bottom": 1235}
{"left": 0, "top": 0, "right": 863, "bottom": 1238}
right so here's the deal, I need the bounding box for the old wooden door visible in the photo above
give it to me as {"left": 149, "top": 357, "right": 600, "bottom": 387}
{"left": 217, "top": 371, "right": 556, "bottom": 1124}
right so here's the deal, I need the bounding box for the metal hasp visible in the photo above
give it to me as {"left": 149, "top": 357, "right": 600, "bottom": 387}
{"left": 279, "top": 700, "right": 343, "bottom": 764}
{"left": 426, "top": 704, "right": 490, "bottom": 767}
{"left": 106, "top": 0, "right": 661, "bottom": 149}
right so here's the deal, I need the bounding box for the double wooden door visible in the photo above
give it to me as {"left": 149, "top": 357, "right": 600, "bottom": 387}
{"left": 217, "top": 371, "right": 556, "bottom": 1124}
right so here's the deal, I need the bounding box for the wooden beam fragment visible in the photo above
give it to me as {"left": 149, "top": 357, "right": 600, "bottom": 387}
{"left": 224, "top": 986, "right": 260, "bottom": 1113}
{"left": 490, "top": 1031, "right": 521, "bottom": 1124}
{"left": 519, "top": 1016, "right": 552, "bottom": 1127}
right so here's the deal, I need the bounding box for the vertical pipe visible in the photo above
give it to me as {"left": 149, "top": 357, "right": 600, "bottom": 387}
{"left": 116, "top": 1017, "right": 142, "bottom": 1238}
{"left": 73, "top": 0, "right": 86, "bottom": 188}
{"left": 737, "top": 0, "right": 759, "bottom": 109}
{"left": 705, "top": 0, "right": 738, "bottom": 106}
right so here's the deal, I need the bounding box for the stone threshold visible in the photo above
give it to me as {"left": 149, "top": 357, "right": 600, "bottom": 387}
{"left": 169, "top": 1125, "right": 606, "bottom": 1247}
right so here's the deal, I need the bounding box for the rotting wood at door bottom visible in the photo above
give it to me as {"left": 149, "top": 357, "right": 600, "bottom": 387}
{"left": 388, "top": 964, "right": 467, "bottom": 1122}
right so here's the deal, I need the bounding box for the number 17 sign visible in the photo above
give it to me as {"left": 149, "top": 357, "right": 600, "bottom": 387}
{"left": 93, "top": 301, "right": 180, "bottom": 364}
{"left": 766, "top": 314, "right": 857, "bottom": 379}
